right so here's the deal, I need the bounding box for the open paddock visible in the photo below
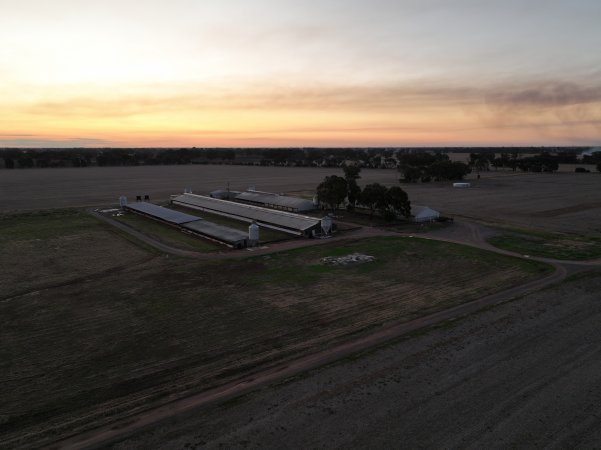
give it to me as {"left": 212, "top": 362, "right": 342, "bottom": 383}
{"left": 398, "top": 171, "right": 601, "bottom": 234}
{"left": 113, "top": 272, "right": 601, "bottom": 450}
{"left": 0, "top": 166, "right": 398, "bottom": 211}
{"left": 0, "top": 210, "right": 548, "bottom": 449}
{"left": 1, "top": 166, "right": 599, "bottom": 234}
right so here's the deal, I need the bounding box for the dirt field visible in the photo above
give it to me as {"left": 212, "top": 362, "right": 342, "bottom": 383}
{"left": 2, "top": 166, "right": 599, "bottom": 234}
{"left": 0, "top": 211, "right": 548, "bottom": 449}
{"left": 0, "top": 165, "right": 398, "bottom": 211}
{"left": 110, "top": 272, "right": 601, "bottom": 450}
{"left": 398, "top": 171, "right": 601, "bottom": 234}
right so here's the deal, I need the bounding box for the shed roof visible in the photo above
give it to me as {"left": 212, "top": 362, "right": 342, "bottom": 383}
{"left": 182, "top": 220, "right": 248, "bottom": 244}
{"left": 125, "top": 202, "right": 200, "bottom": 224}
{"left": 235, "top": 192, "right": 315, "bottom": 210}
{"left": 125, "top": 201, "right": 248, "bottom": 245}
{"left": 412, "top": 205, "right": 440, "bottom": 220}
{"left": 172, "top": 193, "right": 320, "bottom": 232}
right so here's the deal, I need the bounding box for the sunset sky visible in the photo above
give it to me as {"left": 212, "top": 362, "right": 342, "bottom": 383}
{"left": 1, "top": 0, "right": 600, "bottom": 147}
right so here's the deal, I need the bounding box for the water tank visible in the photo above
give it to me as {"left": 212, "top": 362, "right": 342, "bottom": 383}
{"left": 248, "top": 222, "right": 260, "bottom": 244}
{"left": 119, "top": 196, "right": 127, "bottom": 207}
{"left": 321, "top": 216, "right": 333, "bottom": 235}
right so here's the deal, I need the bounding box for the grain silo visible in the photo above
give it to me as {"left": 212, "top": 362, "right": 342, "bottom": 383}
{"left": 248, "top": 222, "right": 260, "bottom": 246}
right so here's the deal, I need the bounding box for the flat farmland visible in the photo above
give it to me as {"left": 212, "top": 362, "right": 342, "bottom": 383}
{"left": 0, "top": 210, "right": 549, "bottom": 449}
{"left": 0, "top": 165, "right": 399, "bottom": 211}
{"left": 1, "top": 166, "right": 599, "bottom": 234}
{"left": 114, "top": 272, "right": 601, "bottom": 450}
{"left": 398, "top": 171, "right": 601, "bottom": 234}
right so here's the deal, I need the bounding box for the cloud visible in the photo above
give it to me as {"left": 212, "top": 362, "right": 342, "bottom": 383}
{"left": 11, "top": 77, "right": 601, "bottom": 146}
{"left": 0, "top": 137, "right": 116, "bottom": 148}
{"left": 21, "top": 81, "right": 479, "bottom": 118}
{"left": 485, "top": 81, "right": 601, "bottom": 109}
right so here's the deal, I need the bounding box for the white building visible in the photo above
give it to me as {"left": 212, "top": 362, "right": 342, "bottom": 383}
{"left": 412, "top": 206, "right": 440, "bottom": 223}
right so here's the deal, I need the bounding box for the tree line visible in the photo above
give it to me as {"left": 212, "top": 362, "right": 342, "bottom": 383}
{"left": 2, "top": 147, "right": 597, "bottom": 171}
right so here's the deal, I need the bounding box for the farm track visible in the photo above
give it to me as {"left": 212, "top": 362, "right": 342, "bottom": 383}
{"left": 35, "top": 211, "right": 600, "bottom": 450}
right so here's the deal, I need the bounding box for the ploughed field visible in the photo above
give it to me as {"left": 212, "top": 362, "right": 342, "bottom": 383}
{"left": 0, "top": 210, "right": 549, "bottom": 449}
{"left": 114, "top": 272, "right": 601, "bottom": 450}
{"left": 2, "top": 165, "right": 600, "bottom": 234}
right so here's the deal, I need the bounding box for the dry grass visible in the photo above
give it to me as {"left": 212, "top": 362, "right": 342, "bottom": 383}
{"left": 0, "top": 209, "right": 153, "bottom": 299}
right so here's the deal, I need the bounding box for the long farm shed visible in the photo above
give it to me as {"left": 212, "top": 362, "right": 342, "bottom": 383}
{"left": 124, "top": 202, "right": 248, "bottom": 248}
{"left": 172, "top": 193, "right": 321, "bottom": 236}
{"left": 234, "top": 191, "right": 315, "bottom": 212}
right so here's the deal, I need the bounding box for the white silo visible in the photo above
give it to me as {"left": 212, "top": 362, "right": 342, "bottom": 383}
{"left": 119, "top": 196, "right": 128, "bottom": 207}
{"left": 321, "top": 216, "right": 333, "bottom": 235}
{"left": 248, "top": 222, "right": 260, "bottom": 246}
{"left": 313, "top": 195, "right": 319, "bottom": 207}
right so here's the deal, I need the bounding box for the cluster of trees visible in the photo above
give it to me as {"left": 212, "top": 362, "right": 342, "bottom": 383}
{"left": 514, "top": 153, "right": 560, "bottom": 173}
{"left": 398, "top": 153, "right": 471, "bottom": 182}
{"left": 471, "top": 151, "right": 588, "bottom": 173}
{"left": 316, "top": 165, "right": 411, "bottom": 221}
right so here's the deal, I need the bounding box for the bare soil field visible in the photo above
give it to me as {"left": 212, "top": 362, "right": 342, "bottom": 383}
{"left": 0, "top": 211, "right": 548, "bottom": 449}
{"left": 2, "top": 166, "right": 599, "bottom": 234}
{"left": 110, "top": 272, "right": 601, "bottom": 450}
{"left": 398, "top": 171, "right": 601, "bottom": 234}
{"left": 0, "top": 166, "right": 398, "bottom": 211}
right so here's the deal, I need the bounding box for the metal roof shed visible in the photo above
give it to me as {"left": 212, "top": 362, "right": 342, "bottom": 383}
{"left": 235, "top": 192, "right": 315, "bottom": 212}
{"left": 125, "top": 202, "right": 200, "bottom": 224}
{"left": 412, "top": 206, "right": 440, "bottom": 223}
{"left": 181, "top": 221, "right": 248, "bottom": 248}
{"left": 172, "top": 193, "right": 320, "bottom": 236}
{"left": 125, "top": 202, "right": 248, "bottom": 247}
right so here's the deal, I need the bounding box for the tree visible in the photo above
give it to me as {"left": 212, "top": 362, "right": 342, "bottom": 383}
{"left": 386, "top": 186, "right": 411, "bottom": 219}
{"left": 427, "top": 161, "right": 471, "bottom": 180}
{"left": 517, "top": 153, "right": 558, "bottom": 173}
{"left": 342, "top": 164, "right": 361, "bottom": 181}
{"left": 342, "top": 164, "right": 362, "bottom": 210}
{"left": 597, "top": 162, "right": 601, "bottom": 173}
{"left": 316, "top": 175, "right": 347, "bottom": 211}
{"left": 360, "top": 183, "right": 388, "bottom": 218}
{"left": 398, "top": 152, "right": 451, "bottom": 182}
{"left": 399, "top": 166, "right": 422, "bottom": 183}
{"left": 469, "top": 153, "right": 494, "bottom": 173}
